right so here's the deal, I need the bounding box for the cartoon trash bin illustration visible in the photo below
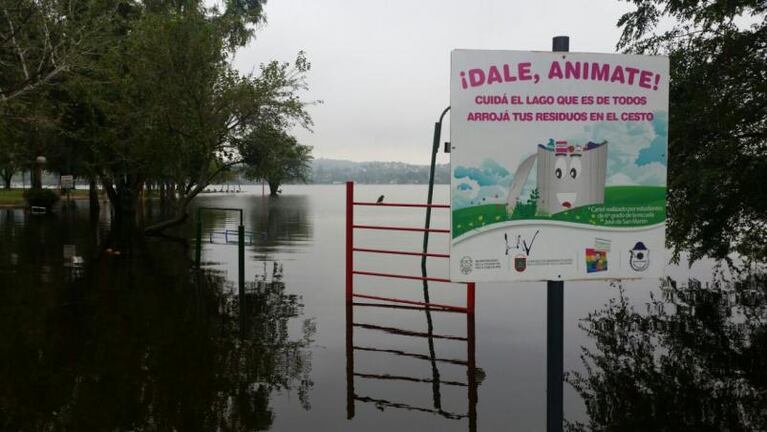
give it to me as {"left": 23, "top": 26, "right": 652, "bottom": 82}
{"left": 506, "top": 139, "right": 608, "bottom": 216}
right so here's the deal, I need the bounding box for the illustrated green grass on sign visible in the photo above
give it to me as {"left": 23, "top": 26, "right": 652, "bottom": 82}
{"left": 452, "top": 186, "right": 666, "bottom": 238}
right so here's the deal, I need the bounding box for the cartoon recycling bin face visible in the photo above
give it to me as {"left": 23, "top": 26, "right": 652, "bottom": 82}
{"left": 506, "top": 140, "right": 608, "bottom": 216}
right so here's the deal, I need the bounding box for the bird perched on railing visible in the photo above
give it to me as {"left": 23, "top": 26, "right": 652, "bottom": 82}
{"left": 376, "top": 195, "right": 385, "bottom": 204}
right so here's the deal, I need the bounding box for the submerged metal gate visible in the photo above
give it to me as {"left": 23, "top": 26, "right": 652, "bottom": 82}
{"left": 344, "top": 181, "right": 479, "bottom": 429}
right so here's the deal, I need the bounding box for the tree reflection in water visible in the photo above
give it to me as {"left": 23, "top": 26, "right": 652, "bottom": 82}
{"left": 0, "top": 236, "right": 314, "bottom": 431}
{"left": 567, "top": 272, "right": 767, "bottom": 432}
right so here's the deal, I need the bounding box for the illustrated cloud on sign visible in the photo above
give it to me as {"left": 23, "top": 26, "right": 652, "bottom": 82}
{"left": 569, "top": 111, "right": 668, "bottom": 186}
{"left": 453, "top": 159, "right": 513, "bottom": 209}
{"left": 635, "top": 112, "right": 668, "bottom": 166}
{"left": 454, "top": 159, "right": 511, "bottom": 187}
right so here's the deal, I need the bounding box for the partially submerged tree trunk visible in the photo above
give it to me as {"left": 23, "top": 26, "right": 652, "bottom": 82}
{"left": 89, "top": 177, "right": 100, "bottom": 213}
{"left": 144, "top": 181, "right": 207, "bottom": 235}
{"left": 1, "top": 170, "right": 11, "bottom": 189}
{"left": 143, "top": 195, "right": 193, "bottom": 235}
{"left": 31, "top": 164, "right": 42, "bottom": 189}
{"left": 102, "top": 175, "right": 142, "bottom": 227}
{"left": 158, "top": 182, "right": 167, "bottom": 206}
{"left": 268, "top": 180, "right": 281, "bottom": 197}
{"left": 144, "top": 161, "right": 239, "bottom": 235}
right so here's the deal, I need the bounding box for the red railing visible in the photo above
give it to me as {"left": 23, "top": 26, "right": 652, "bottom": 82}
{"left": 345, "top": 181, "right": 475, "bottom": 314}
{"left": 345, "top": 181, "right": 478, "bottom": 427}
{"left": 346, "top": 307, "right": 478, "bottom": 423}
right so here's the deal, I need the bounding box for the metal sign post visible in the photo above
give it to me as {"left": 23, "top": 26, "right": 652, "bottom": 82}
{"left": 61, "top": 174, "right": 74, "bottom": 206}
{"left": 546, "top": 35, "right": 569, "bottom": 432}
{"left": 421, "top": 106, "right": 450, "bottom": 271}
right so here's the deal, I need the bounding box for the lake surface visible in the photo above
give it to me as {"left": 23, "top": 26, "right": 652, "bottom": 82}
{"left": 0, "top": 185, "right": 763, "bottom": 431}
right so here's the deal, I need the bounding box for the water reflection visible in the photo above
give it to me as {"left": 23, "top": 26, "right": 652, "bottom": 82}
{"left": 346, "top": 299, "right": 483, "bottom": 430}
{"left": 246, "top": 195, "right": 312, "bottom": 248}
{"left": 238, "top": 260, "right": 315, "bottom": 411}
{"left": 11, "top": 186, "right": 765, "bottom": 430}
{"left": 568, "top": 273, "right": 767, "bottom": 431}
{"left": 0, "top": 206, "right": 108, "bottom": 285}
{"left": 0, "top": 209, "right": 313, "bottom": 431}
{"left": 188, "top": 195, "right": 313, "bottom": 265}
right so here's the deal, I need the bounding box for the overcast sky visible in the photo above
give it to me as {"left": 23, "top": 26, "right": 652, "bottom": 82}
{"left": 232, "top": 0, "right": 634, "bottom": 164}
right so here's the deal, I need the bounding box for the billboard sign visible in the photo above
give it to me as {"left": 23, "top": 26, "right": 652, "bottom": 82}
{"left": 450, "top": 50, "right": 669, "bottom": 282}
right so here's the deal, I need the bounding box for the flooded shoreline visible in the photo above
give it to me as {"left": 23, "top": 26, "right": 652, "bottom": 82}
{"left": 1, "top": 185, "right": 763, "bottom": 431}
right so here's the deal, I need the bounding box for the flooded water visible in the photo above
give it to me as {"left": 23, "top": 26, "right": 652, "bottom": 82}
{"left": 0, "top": 185, "right": 764, "bottom": 431}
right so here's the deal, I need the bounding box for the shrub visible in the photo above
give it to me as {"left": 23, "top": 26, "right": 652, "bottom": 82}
{"left": 23, "top": 188, "right": 60, "bottom": 209}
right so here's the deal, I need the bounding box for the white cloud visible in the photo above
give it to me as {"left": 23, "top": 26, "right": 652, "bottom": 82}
{"left": 607, "top": 173, "right": 635, "bottom": 186}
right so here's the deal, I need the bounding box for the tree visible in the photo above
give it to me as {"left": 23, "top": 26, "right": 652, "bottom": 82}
{"left": 0, "top": 0, "right": 315, "bottom": 230}
{"left": 240, "top": 124, "right": 313, "bottom": 196}
{"left": 137, "top": 47, "right": 313, "bottom": 232}
{"left": 0, "top": 125, "right": 23, "bottom": 188}
{"left": 0, "top": 104, "right": 54, "bottom": 190}
{"left": 85, "top": 7, "right": 236, "bottom": 224}
{"left": 616, "top": 0, "right": 767, "bottom": 264}
{"left": 66, "top": 1, "right": 313, "bottom": 232}
{"left": 0, "top": 0, "right": 111, "bottom": 105}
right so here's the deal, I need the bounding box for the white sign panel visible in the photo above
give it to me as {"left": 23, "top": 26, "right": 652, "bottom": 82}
{"left": 61, "top": 175, "right": 74, "bottom": 190}
{"left": 450, "top": 50, "right": 669, "bottom": 282}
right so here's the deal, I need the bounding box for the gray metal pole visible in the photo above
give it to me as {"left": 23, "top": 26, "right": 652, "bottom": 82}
{"left": 547, "top": 35, "right": 569, "bottom": 432}
{"left": 421, "top": 106, "right": 450, "bottom": 415}
{"left": 195, "top": 210, "right": 202, "bottom": 269}
{"left": 547, "top": 280, "right": 564, "bottom": 432}
{"left": 238, "top": 224, "right": 245, "bottom": 297}
{"left": 552, "top": 35, "right": 569, "bottom": 53}
{"left": 421, "top": 106, "right": 450, "bottom": 271}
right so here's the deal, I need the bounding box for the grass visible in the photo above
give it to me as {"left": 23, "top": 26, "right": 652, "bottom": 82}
{"left": 0, "top": 188, "right": 90, "bottom": 207}
{"left": 452, "top": 186, "right": 666, "bottom": 238}
{"left": 0, "top": 189, "right": 25, "bottom": 205}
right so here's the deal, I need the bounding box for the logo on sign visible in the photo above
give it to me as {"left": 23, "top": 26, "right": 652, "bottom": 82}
{"left": 585, "top": 248, "right": 608, "bottom": 273}
{"left": 629, "top": 242, "right": 650, "bottom": 271}
{"left": 460, "top": 256, "right": 473, "bottom": 275}
{"left": 514, "top": 255, "right": 527, "bottom": 272}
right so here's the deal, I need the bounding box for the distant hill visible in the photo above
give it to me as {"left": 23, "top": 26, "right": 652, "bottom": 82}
{"left": 309, "top": 158, "right": 449, "bottom": 184}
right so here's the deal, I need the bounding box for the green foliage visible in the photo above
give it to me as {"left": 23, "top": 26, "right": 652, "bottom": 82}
{"left": 512, "top": 202, "right": 536, "bottom": 219}
{"left": 240, "top": 124, "right": 313, "bottom": 196}
{"left": 23, "top": 188, "right": 60, "bottom": 208}
{"left": 616, "top": 0, "right": 767, "bottom": 264}
{"left": 567, "top": 273, "right": 767, "bottom": 431}
{"left": 0, "top": 0, "right": 90, "bottom": 103}
{"left": 0, "top": 0, "right": 313, "bottom": 230}
{"left": 512, "top": 188, "right": 540, "bottom": 219}
{"left": 0, "top": 127, "right": 24, "bottom": 187}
